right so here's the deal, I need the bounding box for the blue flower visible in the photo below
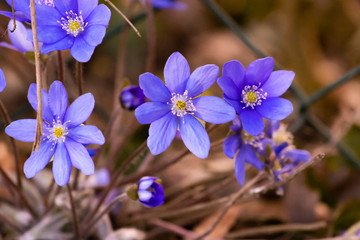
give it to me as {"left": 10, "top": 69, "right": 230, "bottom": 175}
{"left": 140, "top": 0, "right": 186, "bottom": 10}
{"left": 0, "top": 0, "right": 56, "bottom": 22}
{"left": 0, "top": 20, "right": 35, "bottom": 53}
{"left": 0, "top": 68, "right": 6, "bottom": 93}
{"left": 217, "top": 57, "right": 294, "bottom": 136}
{"left": 137, "top": 176, "right": 164, "bottom": 208}
{"left": 223, "top": 117, "right": 265, "bottom": 185}
{"left": 28, "top": 0, "right": 110, "bottom": 62}
{"left": 5, "top": 81, "right": 105, "bottom": 186}
{"left": 120, "top": 85, "right": 146, "bottom": 111}
{"left": 135, "top": 52, "right": 236, "bottom": 158}
{"left": 262, "top": 120, "right": 311, "bottom": 181}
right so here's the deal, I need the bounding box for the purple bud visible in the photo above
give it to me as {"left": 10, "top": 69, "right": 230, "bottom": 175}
{"left": 137, "top": 176, "right": 164, "bottom": 208}
{"left": 120, "top": 85, "right": 146, "bottom": 111}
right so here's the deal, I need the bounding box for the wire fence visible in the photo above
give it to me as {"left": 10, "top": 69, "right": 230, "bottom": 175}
{"left": 199, "top": 0, "right": 360, "bottom": 169}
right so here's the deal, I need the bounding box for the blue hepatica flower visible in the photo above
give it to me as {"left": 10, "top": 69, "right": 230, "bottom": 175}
{"left": 5, "top": 81, "right": 105, "bottom": 186}
{"left": 0, "top": 0, "right": 57, "bottom": 22}
{"left": 0, "top": 20, "right": 35, "bottom": 53}
{"left": 140, "top": 0, "right": 186, "bottom": 10}
{"left": 218, "top": 57, "right": 294, "bottom": 136}
{"left": 262, "top": 120, "right": 311, "bottom": 181}
{"left": 135, "top": 52, "right": 236, "bottom": 158}
{"left": 120, "top": 85, "right": 146, "bottom": 111}
{"left": 223, "top": 117, "right": 265, "bottom": 185}
{"left": 137, "top": 176, "right": 164, "bottom": 208}
{"left": 32, "top": 0, "right": 110, "bottom": 62}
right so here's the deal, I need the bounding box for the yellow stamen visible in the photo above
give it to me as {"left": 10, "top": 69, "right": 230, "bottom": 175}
{"left": 246, "top": 91, "right": 257, "bottom": 102}
{"left": 54, "top": 127, "right": 63, "bottom": 138}
{"left": 69, "top": 20, "right": 81, "bottom": 32}
{"left": 176, "top": 100, "right": 186, "bottom": 111}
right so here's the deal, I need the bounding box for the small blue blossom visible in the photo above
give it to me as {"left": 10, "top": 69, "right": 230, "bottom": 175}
{"left": 5, "top": 81, "right": 105, "bottom": 186}
{"left": 14, "top": 0, "right": 111, "bottom": 62}
{"left": 0, "top": 0, "right": 55, "bottom": 22}
{"left": 0, "top": 20, "right": 35, "bottom": 53}
{"left": 218, "top": 57, "right": 294, "bottom": 136}
{"left": 223, "top": 117, "right": 265, "bottom": 185}
{"left": 262, "top": 120, "right": 311, "bottom": 181}
{"left": 140, "top": 0, "right": 186, "bottom": 10}
{"left": 137, "top": 176, "right": 164, "bottom": 208}
{"left": 120, "top": 85, "right": 146, "bottom": 111}
{"left": 135, "top": 52, "right": 236, "bottom": 158}
{"left": 0, "top": 68, "right": 6, "bottom": 93}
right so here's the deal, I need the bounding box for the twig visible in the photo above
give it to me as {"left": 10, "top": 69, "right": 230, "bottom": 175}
{"left": 66, "top": 184, "right": 80, "bottom": 239}
{"left": 9, "top": 0, "right": 16, "bottom": 32}
{"left": 117, "top": 149, "right": 190, "bottom": 186}
{"left": 226, "top": 221, "right": 327, "bottom": 239}
{"left": 0, "top": 99, "right": 22, "bottom": 190}
{"left": 76, "top": 61, "right": 83, "bottom": 96}
{"left": 29, "top": 0, "right": 43, "bottom": 151}
{"left": 0, "top": 212, "right": 22, "bottom": 233}
{"left": 57, "top": 51, "right": 64, "bottom": 84}
{"left": 145, "top": 0, "right": 156, "bottom": 72}
{"left": 87, "top": 193, "right": 127, "bottom": 231}
{"left": 195, "top": 172, "right": 265, "bottom": 239}
{"left": 0, "top": 166, "right": 38, "bottom": 218}
{"left": 150, "top": 219, "right": 199, "bottom": 239}
{"left": 249, "top": 153, "right": 325, "bottom": 196}
{"left": 104, "top": 0, "right": 142, "bottom": 37}
{"left": 84, "top": 141, "right": 147, "bottom": 226}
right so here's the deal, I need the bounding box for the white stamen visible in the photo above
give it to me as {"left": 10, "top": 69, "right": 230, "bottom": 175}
{"left": 241, "top": 83, "right": 267, "bottom": 109}
{"left": 168, "top": 90, "right": 196, "bottom": 123}
{"left": 58, "top": 10, "right": 87, "bottom": 37}
{"left": 45, "top": 118, "right": 69, "bottom": 149}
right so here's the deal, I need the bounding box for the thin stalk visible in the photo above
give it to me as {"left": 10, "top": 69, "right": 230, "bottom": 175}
{"left": 66, "top": 184, "right": 80, "bottom": 239}
{"left": 195, "top": 172, "right": 265, "bottom": 239}
{"left": 0, "top": 99, "right": 22, "bottom": 189}
{"left": 150, "top": 219, "right": 199, "bottom": 239}
{"left": 226, "top": 221, "right": 327, "bottom": 239}
{"left": 87, "top": 193, "right": 127, "bottom": 231}
{"left": 57, "top": 51, "right": 64, "bottom": 84}
{"left": 84, "top": 141, "right": 147, "bottom": 225}
{"left": 145, "top": 0, "right": 156, "bottom": 72}
{"left": 104, "top": 0, "right": 141, "bottom": 37}
{"left": 29, "top": 0, "right": 43, "bottom": 151}
{"left": 9, "top": 0, "right": 16, "bottom": 32}
{"left": 0, "top": 166, "right": 38, "bottom": 218}
{"left": 117, "top": 149, "right": 190, "bottom": 186}
{"left": 0, "top": 212, "right": 22, "bottom": 233}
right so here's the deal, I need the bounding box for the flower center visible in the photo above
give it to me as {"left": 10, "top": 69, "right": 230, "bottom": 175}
{"left": 169, "top": 90, "right": 196, "bottom": 118}
{"left": 46, "top": 119, "right": 68, "bottom": 144}
{"left": 58, "top": 11, "right": 87, "bottom": 37}
{"left": 241, "top": 84, "right": 267, "bottom": 109}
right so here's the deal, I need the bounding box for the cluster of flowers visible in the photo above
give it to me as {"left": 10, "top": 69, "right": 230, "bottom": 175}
{"left": 0, "top": 0, "right": 309, "bottom": 208}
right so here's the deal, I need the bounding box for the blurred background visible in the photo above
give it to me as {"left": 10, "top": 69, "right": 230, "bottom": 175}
{"left": 1, "top": 0, "right": 360, "bottom": 239}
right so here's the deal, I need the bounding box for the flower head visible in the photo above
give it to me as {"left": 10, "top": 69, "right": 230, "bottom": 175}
{"left": 0, "top": 20, "right": 35, "bottom": 53}
{"left": 5, "top": 81, "right": 105, "bottom": 186}
{"left": 25, "top": 0, "right": 111, "bottom": 62}
{"left": 137, "top": 176, "right": 164, "bottom": 208}
{"left": 120, "top": 85, "right": 146, "bottom": 111}
{"left": 223, "top": 117, "right": 265, "bottom": 185}
{"left": 218, "top": 57, "right": 294, "bottom": 136}
{"left": 135, "top": 52, "right": 236, "bottom": 158}
{"left": 262, "top": 121, "right": 311, "bottom": 181}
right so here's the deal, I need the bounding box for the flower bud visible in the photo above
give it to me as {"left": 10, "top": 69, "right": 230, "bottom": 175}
{"left": 119, "top": 85, "right": 146, "bottom": 111}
